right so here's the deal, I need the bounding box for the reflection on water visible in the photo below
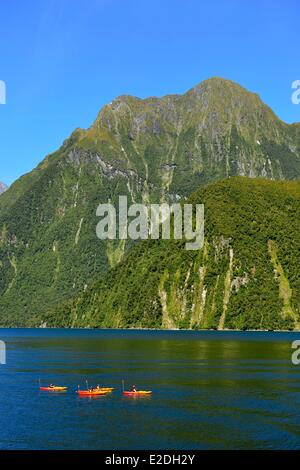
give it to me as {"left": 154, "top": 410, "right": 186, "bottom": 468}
{"left": 0, "top": 329, "right": 300, "bottom": 449}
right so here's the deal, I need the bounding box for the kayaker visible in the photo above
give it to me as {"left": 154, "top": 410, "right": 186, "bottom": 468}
{"left": 131, "top": 385, "right": 137, "bottom": 392}
{"left": 91, "top": 385, "right": 100, "bottom": 391}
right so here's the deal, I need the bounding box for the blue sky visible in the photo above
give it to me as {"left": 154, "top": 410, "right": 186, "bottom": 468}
{"left": 0, "top": 0, "right": 299, "bottom": 184}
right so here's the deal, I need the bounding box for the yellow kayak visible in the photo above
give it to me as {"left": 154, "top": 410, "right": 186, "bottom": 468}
{"left": 77, "top": 389, "right": 108, "bottom": 396}
{"left": 40, "top": 386, "right": 67, "bottom": 391}
{"left": 123, "top": 390, "right": 152, "bottom": 396}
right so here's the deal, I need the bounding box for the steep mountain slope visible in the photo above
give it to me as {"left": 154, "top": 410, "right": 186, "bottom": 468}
{"left": 0, "top": 182, "right": 7, "bottom": 194}
{"left": 0, "top": 77, "right": 300, "bottom": 325}
{"left": 43, "top": 178, "right": 300, "bottom": 331}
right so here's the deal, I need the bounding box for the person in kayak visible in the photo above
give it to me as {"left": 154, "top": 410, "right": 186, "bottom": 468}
{"left": 131, "top": 385, "right": 137, "bottom": 392}
{"left": 90, "top": 385, "right": 101, "bottom": 391}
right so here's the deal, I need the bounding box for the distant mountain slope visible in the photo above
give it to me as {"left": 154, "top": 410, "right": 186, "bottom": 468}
{"left": 0, "top": 77, "right": 300, "bottom": 325}
{"left": 0, "top": 182, "right": 7, "bottom": 194}
{"left": 42, "top": 178, "right": 300, "bottom": 331}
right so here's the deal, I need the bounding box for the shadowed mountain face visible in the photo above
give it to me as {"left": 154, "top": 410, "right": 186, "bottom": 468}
{"left": 0, "top": 77, "right": 299, "bottom": 326}
{"left": 0, "top": 182, "right": 7, "bottom": 194}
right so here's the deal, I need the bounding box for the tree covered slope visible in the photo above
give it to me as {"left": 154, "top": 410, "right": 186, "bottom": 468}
{"left": 41, "top": 177, "right": 300, "bottom": 331}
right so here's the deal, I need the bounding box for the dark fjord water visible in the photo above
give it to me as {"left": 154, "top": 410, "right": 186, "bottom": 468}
{"left": 0, "top": 329, "right": 300, "bottom": 450}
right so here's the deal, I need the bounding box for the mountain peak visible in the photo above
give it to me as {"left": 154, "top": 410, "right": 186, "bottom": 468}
{"left": 187, "top": 76, "right": 262, "bottom": 104}
{"left": 0, "top": 182, "right": 8, "bottom": 194}
{"left": 73, "top": 76, "right": 297, "bottom": 189}
{"left": 193, "top": 76, "right": 246, "bottom": 88}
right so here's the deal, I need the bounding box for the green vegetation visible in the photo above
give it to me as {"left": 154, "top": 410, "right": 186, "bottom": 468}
{"left": 43, "top": 178, "right": 300, "bottom": 331}
{"left": 0, "top": 77, "right": 299, "bottom": 328}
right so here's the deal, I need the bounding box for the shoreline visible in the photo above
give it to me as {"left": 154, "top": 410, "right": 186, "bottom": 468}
{"left": 0, "top": 326, "right": 299, "bottom": 333}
